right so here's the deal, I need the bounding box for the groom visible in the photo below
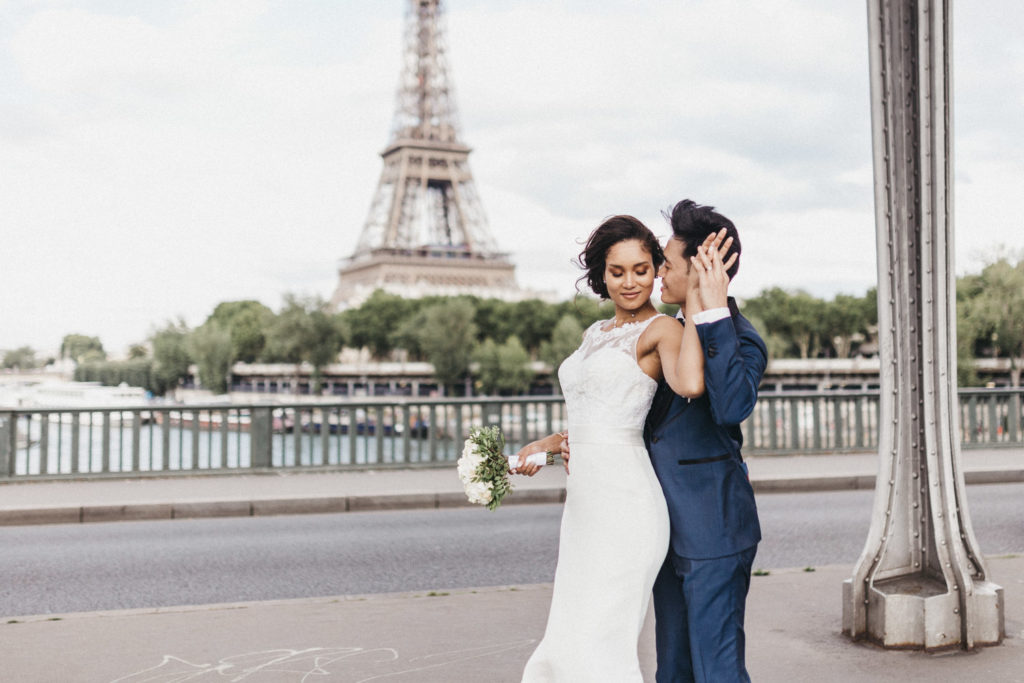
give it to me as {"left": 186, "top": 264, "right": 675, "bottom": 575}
{"left": 646, "top": 199, "right": 767, "bottom": 683}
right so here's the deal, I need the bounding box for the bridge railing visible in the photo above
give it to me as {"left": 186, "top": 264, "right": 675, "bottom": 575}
{"left": 1, "top": 388, "right": 1021, "bottom": 480}
{"left": 0, "top": 397, "right": 569, "bottom": 480}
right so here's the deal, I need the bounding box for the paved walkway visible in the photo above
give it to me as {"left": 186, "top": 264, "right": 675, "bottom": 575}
{"left": 1, "top": 448, "right": 1021, "bottom": 526}
{"left": 1, "top": 448, "right": 1021, "bottom": 681}
{"left": 2, "top": 558, "right": 1021, "bottom": 682}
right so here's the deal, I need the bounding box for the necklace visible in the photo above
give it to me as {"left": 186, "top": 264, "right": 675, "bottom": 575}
{"left": 612, "top": 310, "right": 642, "bottom": 328}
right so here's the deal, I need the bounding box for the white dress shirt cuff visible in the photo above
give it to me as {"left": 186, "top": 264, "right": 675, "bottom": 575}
{"left": 691, "top": 307, "right": 730, "bottom": 325}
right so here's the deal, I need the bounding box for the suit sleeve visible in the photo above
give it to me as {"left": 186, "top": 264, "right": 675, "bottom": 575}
{"left": 695, "top": 314, "right": 768, "bottom": 426}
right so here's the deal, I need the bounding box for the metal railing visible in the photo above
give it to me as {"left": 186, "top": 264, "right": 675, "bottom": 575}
{"left": 1, "top": 388, "right": 1021, "bottom": 480}
{"left": 744, "top": 388, "right": 1024, "bottom": 454}
{"left": 0, "top": 398, "right": 568, "bottom": 480}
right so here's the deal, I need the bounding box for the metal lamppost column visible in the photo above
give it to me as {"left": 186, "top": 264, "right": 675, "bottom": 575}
{"left": 842, "top": 0, "right": 1004, "bottom": 650}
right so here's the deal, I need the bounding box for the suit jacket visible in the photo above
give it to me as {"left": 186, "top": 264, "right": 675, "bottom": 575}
{"left": 644, "top": 297, "right": 768, "bottom": 560}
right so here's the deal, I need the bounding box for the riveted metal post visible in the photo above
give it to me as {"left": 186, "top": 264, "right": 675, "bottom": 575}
{"left": 71, "top": 413, "right": 80, "bottom": 474}
{"left": 292, "top": 408, "right": 303, "bottom": 466}
{"left": 1010, "top": 392, "right": 1022, "bottom": 441}
{"left": 318, "top": 408, "right": 329, "bottom": 466}
{"left": 374, "top": 405, "right": 384, "bottom": 464}
{"left": 347, "top": 407, "right": 357, "bottom": 465}
{"left": 0, "top": 412, "right": 13, "bottom": 478}
{"left": 834, "top": 397, "right": 845, "bottom": 449}
{"left": 131, "top": 411, "right": 142, "bottom": 472}
{"left": 38, "top": 414, "right": 49, "bottom": 475}
{"left": 987, "top": 395, "right": 998, "bottom": 443}
{"left": 843, "top": 0, "right": 1004, "bottom": 650}
{"left": 250, "top": 407, "right": 273, "bottom": 469}
{"left": 101, "top": 411, "right": 112, "bottom": 474}
{"left": 428, "top": 404, "right": 439, "bottom": 462}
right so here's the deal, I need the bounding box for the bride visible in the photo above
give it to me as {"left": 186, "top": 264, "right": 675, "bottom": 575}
{"left": 516, "top": 215, "right": 706, "bottom": 681}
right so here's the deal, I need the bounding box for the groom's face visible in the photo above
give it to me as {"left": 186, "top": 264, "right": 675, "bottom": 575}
{"left": 658, "top": 237, "right": 693, "bottom": 310}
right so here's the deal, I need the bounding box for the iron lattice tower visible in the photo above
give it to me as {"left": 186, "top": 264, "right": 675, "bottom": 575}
{"left": 331, "top": 0, "right": 518, "bottom": 308}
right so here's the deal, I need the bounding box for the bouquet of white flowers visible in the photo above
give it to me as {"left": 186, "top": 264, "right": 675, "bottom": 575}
{"left": 457, "top": 426, "right": 558, "bottom": 511}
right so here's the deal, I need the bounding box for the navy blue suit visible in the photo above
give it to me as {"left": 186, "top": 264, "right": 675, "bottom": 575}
{"left": 644, "top": 298, "right": 767, "bottom": 683}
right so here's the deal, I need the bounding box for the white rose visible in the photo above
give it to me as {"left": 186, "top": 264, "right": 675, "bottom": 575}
{"left": 456, "top": 455, "right": 475, "bottom": 484}
{"left": 466, "top": 480, "right": 493, "bottom": 505}
{"left": 457, "top": 450, "right": 485, "bottom": 484}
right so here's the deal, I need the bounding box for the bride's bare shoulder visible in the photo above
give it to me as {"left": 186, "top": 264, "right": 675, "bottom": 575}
{"left": 647, "top": 314, "right": 681, "bottom": 337}
{"left": 638, "top": 315, "right": 679, "bottom": 352}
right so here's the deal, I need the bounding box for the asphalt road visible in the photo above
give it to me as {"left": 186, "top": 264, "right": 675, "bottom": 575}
{"left": 1, "top": 483, "right": 1021, "bottom": 617}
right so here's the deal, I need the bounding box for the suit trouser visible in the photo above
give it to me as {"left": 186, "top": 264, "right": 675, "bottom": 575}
{"left": 652, "top": 545, "right": 757, "bottom": 683}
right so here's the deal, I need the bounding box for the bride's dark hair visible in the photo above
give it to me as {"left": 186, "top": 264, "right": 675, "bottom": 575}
{"left": 576, "top": 215, "right": 664, "bottom": 299}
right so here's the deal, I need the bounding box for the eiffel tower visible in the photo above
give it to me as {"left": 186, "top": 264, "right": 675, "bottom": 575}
{"left": 331, "top": 0, "right": 518, "bottom": 309}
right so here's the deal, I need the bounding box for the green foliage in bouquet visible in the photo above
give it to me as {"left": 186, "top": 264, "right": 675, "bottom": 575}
{"left": 469, "top": 426, "right": 513, "bottom": 511}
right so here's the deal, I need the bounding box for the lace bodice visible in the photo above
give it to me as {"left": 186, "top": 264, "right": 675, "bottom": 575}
{"left": 558, "top": 315, "right": 663, "bottom": 430}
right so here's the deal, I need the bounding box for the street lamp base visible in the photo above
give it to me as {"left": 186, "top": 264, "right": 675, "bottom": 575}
{"left": 843, "top": 574, "right": 1004, "bottom": 650}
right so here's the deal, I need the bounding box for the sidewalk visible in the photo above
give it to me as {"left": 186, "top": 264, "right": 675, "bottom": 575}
{"left": 0, "top": 448, "right": 1021, "bottom": 526}
{"left": 2, "top": 558, "right": 1021, "bottom": 682}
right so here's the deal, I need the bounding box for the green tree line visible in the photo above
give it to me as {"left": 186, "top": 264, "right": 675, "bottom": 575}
{"left": 69, "top": 293, "right": 613, "bottom": 396}
{"left": 14, "top": 255, "right": 1020, "bottom": 394}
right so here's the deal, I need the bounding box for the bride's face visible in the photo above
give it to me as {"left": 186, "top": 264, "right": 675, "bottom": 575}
{"left": 604, "top": 239, "right": 655, "bottom": 312}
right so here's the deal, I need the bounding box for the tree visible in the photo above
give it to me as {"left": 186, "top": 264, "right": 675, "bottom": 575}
{"left": 188, "top": 322, "right": 235, "bottom": 394}
{"left": 391, "top": 314, "right": 426, "bottom": 359}
{"left": 127, "top": 344, "right": 149, "bottom": 360}
{"left": 742, "top": 288, "right": 827, "bottom": 358}
{"left": 75, "top": 359, "right": 154, "bottom": 392}
{"left": 2, "top": 346, "right": 38, "bottom": 370}
{"left": 569, "top": 296, "right": 615, "bottom": 328}
{"left": 150, "top": 320, "right": 192, "bottom": 396}
{"left": 415, "top": 299, "right": 478, "bottom": 394}
{"left": 957, "top": 256, "right": 1024, "bottom": 385}
{"left": 341, "top": 289, "right": 416, "bottom": 358}
{"left": 503, "top": 299, "right": 562, "bottom": 353}
{"left": 60, "top": 334, "right": 105, "bottom": 363}
{"left": 470, "top": 297, "right": 516, "bottom": 345}
{"left": 474, "top": 335, "right": 534, "bottom": 395}
{"left": 823, "top": 293, "right": 874, "bottom": 358}
{"left": 956, "top": 277, "right": 982, "bottom": 387}
{"left": 205, "top": 300, "right": 274, "bottom": 363}
{"left": 742, "top": 288, "right": 798, "bottom": 357}
{"left": 263, "top": 295, "right": 346, "bottom": 394}
{"left": 788, "top": 291, "right": 827, "bottom": 359}
{"left": 741, "top": 313, "right": 790, "bottom": 360}
{"left": 307, "top": 308, "right": 348, "bottom": 393}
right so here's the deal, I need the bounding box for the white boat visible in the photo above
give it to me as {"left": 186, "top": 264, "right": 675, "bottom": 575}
{"left": 0, "top": 380, "right": 151, "bottom": 425}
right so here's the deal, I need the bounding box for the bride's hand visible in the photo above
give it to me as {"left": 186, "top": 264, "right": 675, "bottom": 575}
{"left": 514, "top": 432, "right": 567, "bottom": 477}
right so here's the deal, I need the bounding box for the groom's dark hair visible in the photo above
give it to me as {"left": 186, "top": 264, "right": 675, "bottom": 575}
{"left": 665, "top": 199, "right": 742, "bottom": 281}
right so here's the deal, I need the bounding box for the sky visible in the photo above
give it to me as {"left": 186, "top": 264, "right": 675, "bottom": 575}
{"left": 2, "top": 0, "right": 1022, "bottom": 355}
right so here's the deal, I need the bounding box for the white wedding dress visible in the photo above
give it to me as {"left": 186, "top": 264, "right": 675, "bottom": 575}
{"left": 522, "top": 315, "right": 670, "bottom": 682}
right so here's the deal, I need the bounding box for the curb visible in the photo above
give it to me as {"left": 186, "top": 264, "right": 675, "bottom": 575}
{"left": 0, "top": 471, "right": 1020, "bottom": 527}
{"left": 752, "top": 468, "right": 1024, "bottom": 493}
{"left": 0, "top": 488, "right": 569, "bottom": 527}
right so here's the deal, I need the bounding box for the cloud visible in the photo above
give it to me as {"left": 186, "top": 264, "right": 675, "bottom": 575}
{"left": 0, "top": 0, "right": 1022, "bottom": 353}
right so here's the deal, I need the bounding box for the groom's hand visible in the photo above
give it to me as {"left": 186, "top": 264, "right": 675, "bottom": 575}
{"left": 693, "top": 229, "right": 736, "bottom": 311}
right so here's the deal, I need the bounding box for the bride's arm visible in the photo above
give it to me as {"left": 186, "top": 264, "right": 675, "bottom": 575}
{"left": 655, "top": 289, "right": 705, "bottom": 399}
{"left": 653, "top": 230, "right": 734, "bottom": 397}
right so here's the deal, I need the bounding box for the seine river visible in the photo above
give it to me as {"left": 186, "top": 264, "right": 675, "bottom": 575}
{"left": 12, "top": 420, "right": 457, "bottom": 477}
